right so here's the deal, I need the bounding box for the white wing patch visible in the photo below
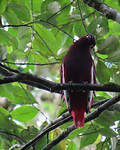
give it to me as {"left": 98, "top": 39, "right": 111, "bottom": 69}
{"left": 88, "top": 64, "right": 94, "bottom": 108}
{"left": 62, "top": 64, "right": 68, "bottom": 108}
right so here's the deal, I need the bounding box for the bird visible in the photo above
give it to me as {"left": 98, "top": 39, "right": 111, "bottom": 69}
{"left": 60, "top": 34, "right": 96, "bottom": 128}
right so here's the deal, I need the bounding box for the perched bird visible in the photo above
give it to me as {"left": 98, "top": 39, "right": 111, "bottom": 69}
{"left": 60, "top": 34, "right": 96, "bottom": 128}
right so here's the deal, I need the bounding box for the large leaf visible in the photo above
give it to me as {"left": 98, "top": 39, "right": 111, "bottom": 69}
{"left": 8, "top": 3, "right": 31, "bottom": 22}
{"left": 3, "top": 6, "right": 20, "bottom": 25}
{"left": 88, "top": 16, "right": 109, "bottom": 36}
{"left": 80, "top": 126, "right": 99, "bottom": 149}
{"left": 98, "top": 34, "right": 119, "bottom": 55}
{"left": 49, "top": 128, "right": 68, "bottom": 150}
{"left": 95, "top": 110, "right": 115, "bottom": 127}
{"left": 99, "top": 128, "right": 116, "bottom": 137}
{"left": 96, "top": 140, "right": 110, "bottom": 150}
{"left": 20, "top": 126, "right": 39, "bottom": 141}
{"left": 0, "top": 84, "right": 35, "bottom": 104}
{"left": 0, "top": 107, "right": 15, "bottom": 130}
{"left": 68, "top": 123, "right": 91, "bottom": 140}
{"left": 0, "top": 29, "right": 18, "bottom": 49}
{"left": 33, "top": 0, "right": 42, "bottom": 13}
{"left": 34, "top": 24, "right": 59, "bottom": 55}
{"left": 41, "top": 0, "right": 61, "bottom": 15}
{"left": 67, "top": 141, "right": 77, "bottom": 150}
{"left": 0, "top": 0, "right": 7, "bottom": 15}
{"left": 10, "top": 105, "right": 39, "bottom": 122}
{"left": 96, "top": 60, "right": 110, "bottom": 83}
{"left": 107, "top": 49, "right": 120, "bottom": 63}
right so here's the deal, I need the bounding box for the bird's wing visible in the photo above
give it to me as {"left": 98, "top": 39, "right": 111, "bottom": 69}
{"left": 88, "top": 60, "right": 96, "bottom": 108}
{"left": 60, "top": 63, "right": 69, "bottom": 109}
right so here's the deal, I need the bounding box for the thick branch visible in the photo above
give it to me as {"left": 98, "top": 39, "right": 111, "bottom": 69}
{"left": 0, "top": 73, "right": 120, "bottom": 93}
{"left": 83, "top": 0, "right": 120, "bottom": 24}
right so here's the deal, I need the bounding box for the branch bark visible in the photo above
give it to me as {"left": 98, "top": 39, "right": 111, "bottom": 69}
{"left": 0, "top": 72, "right": 120, "bottom": 93}
{"left": 83, "top": 0, "right": 120, "bottom": 24}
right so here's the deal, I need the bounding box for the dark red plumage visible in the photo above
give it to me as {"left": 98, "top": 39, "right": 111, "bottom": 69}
{"left": 60, "top": 34, "right": 96, "bottom": 128}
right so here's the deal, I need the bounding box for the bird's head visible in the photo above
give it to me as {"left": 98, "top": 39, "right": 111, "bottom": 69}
{"left": 74, "top": 34, "right": 96, "bottom": 50}
{"left": 85, "top": 34, "right": 96, "bottom": 49}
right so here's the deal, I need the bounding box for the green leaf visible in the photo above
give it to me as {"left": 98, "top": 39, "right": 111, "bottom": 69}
{"left": 88, "top": 16, "right": 109, "bottom": 36}
{"left": 8, "top": 3, "right": 31, "bottom": 22}
{"left": 105, "top": 0, "right": 120, "bottom": 12}
{"left": 30, "top": 51, "right": 49, "bottom": 64}
{"left": 33, "top": 0, "right": 42, "bottom": 13}
{"left": 114, "top": 111, "right": 120, "bottom": 121}
{"left": 107, "top": 49, "right": 120, "bottom": 63}
{"left": 68, "top": 123, "right": 90, "bottom": 139}
{"left": 99, "top": 128, "right": 116, "bottom": 137}
{"left": 0, "top": 107, "right": 15, "bottom": 130}
{"left": 0, "top": 84, "right": 35, "bottom": 104}
{"left": 67, "top": 141, "right": 77, "bottom": 150}
{"left": 80, "top": 127, "right": 99, "bottom": 149}
{"left": 0, "top": 29, "right": 18, "bottom": 48}
{"left": 18, "top": 30, "right": 32, "bottom": 51}
{"left": 3, "top": 6, "right": 20, "bottom": 25}
{"left": 56, "top": 2, "right": 70, "bottom": 25}
{"left": 96, "top": 91, "right": 111, "bottom": 99}
{"left": 20, "top": 126, "right": 39, "bottom": 141}
{"left": 98, "top": 34, "right": 119, "bottom": 55}
{"left": 96, "top": 60, "right": 110, "bottom": 83}
{"left": 41, "top": 0, "right": 61, "bottom": 15}
{"left": 35, "top": 135, "right": 47, "bottom": 149}
{"left": 0, "top": 107, "right": 9, "bottom": 116}
{"left": 34, "top": 24, "right": 58, "bottom": 56}
{"left": 10, "top": 105, "right": 39, "bottom": 122}
{"left": 0, "top": 0, "right": 7, "bottom": 15}
{"left": 96, "top": 53, "right": 108, "bottom": 59}
{"left": 49, "top": 128, "right": 68, "bottom": 150}
{"left": 96, "top": 141, "right": 110, "bottom": 150}
{"left": 95, "top": 110, "right": 115, "bottom": 127}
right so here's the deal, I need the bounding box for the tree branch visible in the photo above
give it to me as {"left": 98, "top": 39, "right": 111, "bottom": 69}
{"left": 41, "top": 95, "right": 120, "bottom": 150}
{"left": 0, "top": 129, "right": 26, "bottom": 144}
{"left": 1, "top": 61, "right": 60, "bottom": 66}
{"left": 0, "top": 70, "right": 120, "bottom": 93}
{"left": 83, "top": 0, "right": 120, "bottom": 24}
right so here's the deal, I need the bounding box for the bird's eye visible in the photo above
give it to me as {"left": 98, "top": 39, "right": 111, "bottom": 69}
{"left": 86, "top": 34, "right": 94, "bottom": 41}
{"left": 86, "top": 34, "right": 96, "bottom": 48}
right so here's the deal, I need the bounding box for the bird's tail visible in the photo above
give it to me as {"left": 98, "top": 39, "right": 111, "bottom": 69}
{"left": 72, "top": 109, "right": 85, "bottom": 128}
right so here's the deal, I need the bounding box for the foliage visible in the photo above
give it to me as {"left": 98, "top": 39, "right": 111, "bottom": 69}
{"left": 0, "top": 0, "right": 120, "bottom": 150}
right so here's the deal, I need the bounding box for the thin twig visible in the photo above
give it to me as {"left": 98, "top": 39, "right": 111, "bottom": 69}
{"left": 0, "top": 129, "right": 26, "bottom": 144}
{"left": 47, "top": 1, "right": 74, "bottom": 21}
{"left": 2, "top": 19, "right": 73, "bottom": 39}
{"left": 77, "top": 0, "right": 88, "bottom": 33}
{"left": 2, "top": 61, "right": 60, "bottom": 66}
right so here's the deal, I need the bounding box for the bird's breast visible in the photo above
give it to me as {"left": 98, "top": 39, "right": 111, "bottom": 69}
{"left": 64, "top": 53, "right": 92, "bottom": 83}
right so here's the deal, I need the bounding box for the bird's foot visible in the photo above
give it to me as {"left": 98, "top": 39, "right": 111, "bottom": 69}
{"left": 79, "top": 81, "right": 88, "bottom": 93}
{"left": 68, "top": 81, "right": 74, "bottom": 92}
